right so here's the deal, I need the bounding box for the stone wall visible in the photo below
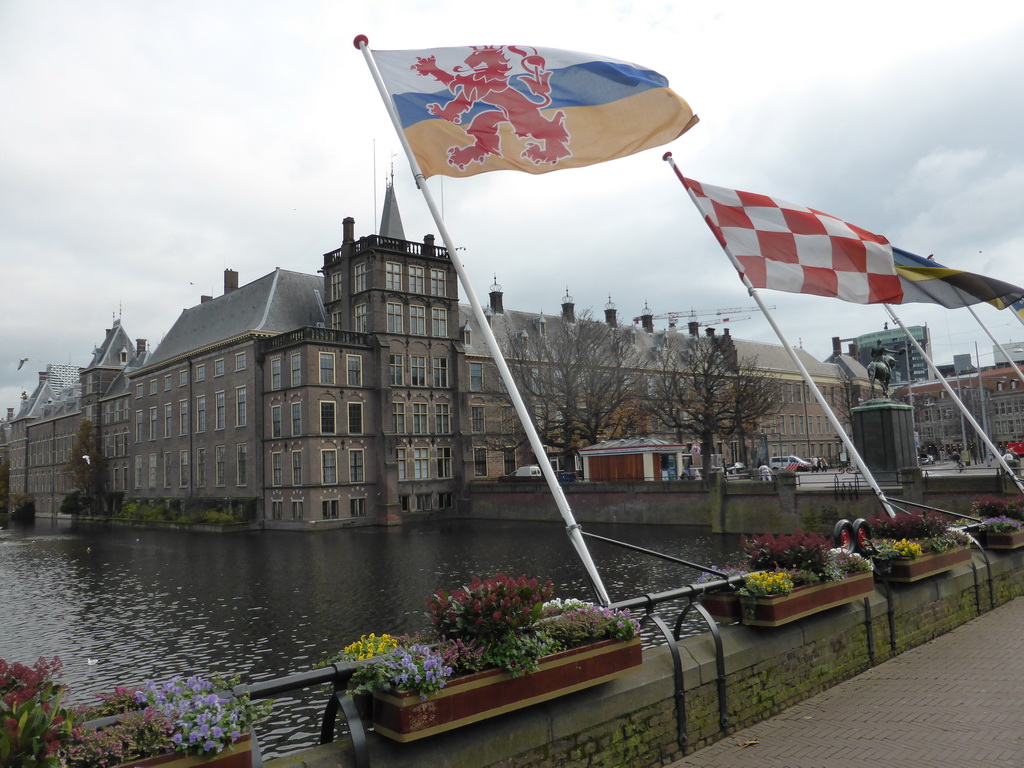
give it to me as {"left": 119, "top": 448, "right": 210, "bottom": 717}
{"left": 266, "top": 547, "right": 1024, "bottom": 768}
{"left": 466, "top": 470, "right": 1020, "bottom": 535}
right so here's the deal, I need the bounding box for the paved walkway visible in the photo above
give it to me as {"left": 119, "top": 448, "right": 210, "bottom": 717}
{"left": 669, "top": 597, "right": 1024, "bottom": 767}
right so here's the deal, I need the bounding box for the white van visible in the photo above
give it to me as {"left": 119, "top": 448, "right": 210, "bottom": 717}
{"left": 510, "top": 465, "right": 543, "bottom": 478}
{"left": 768, "top": 455, "right": 812, "bottom": 472}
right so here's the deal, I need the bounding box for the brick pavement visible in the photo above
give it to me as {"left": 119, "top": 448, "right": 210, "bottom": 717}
{"left": 669, "top": 597, "right": 1024, "bottom": 768}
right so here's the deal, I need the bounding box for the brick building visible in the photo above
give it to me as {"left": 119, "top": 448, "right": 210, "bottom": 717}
{"left": 3, "top": 187, "right": 870, "bottom": 526}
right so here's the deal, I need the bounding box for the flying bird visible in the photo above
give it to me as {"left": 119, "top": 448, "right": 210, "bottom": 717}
{"left": 17, "top": 357, "right": 31, "bottom": 370}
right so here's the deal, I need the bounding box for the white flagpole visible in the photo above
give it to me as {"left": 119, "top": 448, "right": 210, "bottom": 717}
{"left": 965, "top": 304, "right": 1024, "bottom": 387}
{"left": 664, "top": 154, "right": 899, "bottom": 517}
{"left": 885, "top": 306, "right": 1024, "bottom": 493}
{"left": 356, "top": 36, "right": 612, "bottom": 605}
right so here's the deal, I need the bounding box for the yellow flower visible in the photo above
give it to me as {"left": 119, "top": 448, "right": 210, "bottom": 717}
{"left": 742, "top": 570, "right": 794, "bottom": 596}
{"left": 343, "top": 633, "right": 399, "bottom": 660}
{"left": 891, "top": 539, "right": 923, "bottom": 559}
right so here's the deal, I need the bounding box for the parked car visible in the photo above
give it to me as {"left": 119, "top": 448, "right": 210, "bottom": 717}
{"left": 509, "top": 465, "right": 543, "bottom": 478}
{"left": 768, "top": 455, "right": 812, "bottom": 472}
{"left": 725, "top": 462, "right": 747, "bottom": 476}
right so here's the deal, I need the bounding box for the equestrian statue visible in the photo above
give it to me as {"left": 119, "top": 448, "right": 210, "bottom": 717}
{"left": 867, "top": 340, "right": 905, "bottom": 399}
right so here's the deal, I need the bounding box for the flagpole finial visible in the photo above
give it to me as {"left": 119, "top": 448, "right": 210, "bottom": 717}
{"left": 353, "top": 34, "right": 369, "bottom": 49}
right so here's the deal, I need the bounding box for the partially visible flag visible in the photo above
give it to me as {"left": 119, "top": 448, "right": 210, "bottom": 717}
{"left": 1007, "top": 298, "right": 1024, "bottom": 325}
{"left": 892, "top": 248, "right": 1024, "bottom": 309}
{"left": 372, "top": 45, "right": 697, "bottom": 178}
{"left": 681, "top": 176, "right": 1024, "bottom": 308}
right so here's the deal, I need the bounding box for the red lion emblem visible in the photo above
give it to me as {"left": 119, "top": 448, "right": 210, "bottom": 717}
{"left": 411, "top": 46, "right": 571, "bottom": 171}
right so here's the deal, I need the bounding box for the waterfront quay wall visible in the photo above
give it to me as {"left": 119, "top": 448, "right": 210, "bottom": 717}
{"left": 466, "top": 469, "right": 1021, "bottom": 535}
{"left": 268, "top": 548, "right": 1024, "bottom": 768}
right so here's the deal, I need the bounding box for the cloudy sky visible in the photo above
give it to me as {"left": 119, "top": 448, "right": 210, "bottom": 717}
{"left": 4, "top": 1, "right": 1024, "bottom": 412}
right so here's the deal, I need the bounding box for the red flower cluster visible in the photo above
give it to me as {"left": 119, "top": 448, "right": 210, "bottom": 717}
{"left": 425, "top": 573, "right": 554, "bottom": 643}
{"left": 0, "top": 656, "right": 64, "bottom": 706}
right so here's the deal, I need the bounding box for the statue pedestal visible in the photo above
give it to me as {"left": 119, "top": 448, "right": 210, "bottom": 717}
{"left": 852, "top": 400, "right": 915, "bottom": 475}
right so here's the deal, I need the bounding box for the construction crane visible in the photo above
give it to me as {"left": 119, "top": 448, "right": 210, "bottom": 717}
{"left": 632, "top": 305, "right": 774, "bottom": 330}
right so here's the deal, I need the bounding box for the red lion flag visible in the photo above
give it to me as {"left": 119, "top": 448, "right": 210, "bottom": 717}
{"left": 372, "top": 45, "right": 697, "bottom": 178}
{"left": 682, "top": 177, "right": 903, "bottom": 304}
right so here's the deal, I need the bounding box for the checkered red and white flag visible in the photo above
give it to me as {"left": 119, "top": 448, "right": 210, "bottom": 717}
{"left": 683, "top": 177, "right": 904, "bottom": 305}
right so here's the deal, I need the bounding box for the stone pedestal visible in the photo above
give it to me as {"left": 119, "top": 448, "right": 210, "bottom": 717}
{"left": 852, "top": 399, "right": 916, "bottom": 474}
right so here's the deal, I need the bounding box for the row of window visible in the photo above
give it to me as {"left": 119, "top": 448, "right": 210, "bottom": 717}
{"left": 384, "top": 303, "right": 449, "bottom": 337}
{"left": 135, "top": 388, "right": 247, "bottom": 441}
{"left": 119, "top": 445, "right": 248, "bottom": 491}
{"left": 271, "top": 400, "right": 364, "bottom": 438}
{"left": 390, "top": 401, "right": 451, "bottom": 435}
{"left": 336, "top": 261, "right": 448, "bottom": 298}
{"left": 268, "top": 497, "right": 371, "bottom": 520}
{"left": 135, "top": 353, "right": 248, "bottom": 398}
{"left": 763, "top": 413, "right": 834, "bottom": 438}
{"left": 271, "top": 448, "right": 365, "bottom": 486}
{"left": 270, "top": 351, "right": 363, "bottom": 390}
{"left": 389, "top": 355, "right": 450, "bottom": 388}
{"left": 266, "top": 445, "right": 454, "bottom": 487}
{"left": 780, "top": 382, "right": 843, "bottom": 405}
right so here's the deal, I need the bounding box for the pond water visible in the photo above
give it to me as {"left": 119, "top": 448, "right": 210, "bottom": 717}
{"left": 0, "top": 516, "right": 740, "bottom": 758}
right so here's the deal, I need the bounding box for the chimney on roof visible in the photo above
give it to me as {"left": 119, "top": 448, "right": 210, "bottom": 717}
{"left": 640, "top": 305, "right": 654, "bottom": 333}
{"left": 423, "top": 234, "right": 436, "bottom": 257}
{"left": 849, "top": 343, "right": 858, "bottom": 357}
{"left": 723, "top": 328, "right": 731, "bottom": 339}
{"left": 7, "top": 407, "right": 13, "bottom": 420}
{"left": 832, "top": 336, "right": 842, "bottom": 357}
{"left": 224, "top": 269, "right": 239, "bottom": 295}
{"left": 604, "top": 297, "right": 617, "bottom": 327}
{"left": 705, "top": 327, "right": 716, "bottom": 337}
{"left": 201, "top": 295, "right": 213, "bottom": 304}
{"left": 38, "top": 372, "right": 47, "bottom": 384}
{"left": 488, "top": 277, "right": 503, "bottom": 315}
{"left": 342, "top": 216, "right": 355, "bottom": 244}
{"left": 136, "top": 339, "right": 147, "bottom": 356}
{"left": 688, "top": 321, "right": 699, "bottom": 337}
{"left": 561, "top": 289, "right": 575, "bottom": 323}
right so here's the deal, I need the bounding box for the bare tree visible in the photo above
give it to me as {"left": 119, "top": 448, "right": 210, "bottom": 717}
{"left": 503, "top": 310, "right": 647, "bottom": 467}
{"left": 66, "top": 418, "right": 104, "bottom": 514}
{"left": 723, "top": 356, "right": 783, "bottom": 466}
{"left": 646, "top": 333, "right": 779, "bottom": 477}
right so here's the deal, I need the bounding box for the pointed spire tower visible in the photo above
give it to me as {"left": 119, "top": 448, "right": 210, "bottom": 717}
{"left": 379, "top": 167, "right": 406, "bottom": 240}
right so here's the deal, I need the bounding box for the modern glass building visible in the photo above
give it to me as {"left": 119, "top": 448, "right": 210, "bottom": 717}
{"left": 855, "top": 325, "right": 931, "bottom": 383}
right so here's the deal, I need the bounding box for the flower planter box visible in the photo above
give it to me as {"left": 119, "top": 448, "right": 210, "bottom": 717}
{"left": 882, "top": 547, "right": 972, "bottom": 582}
{"left": 698, "top": 592, "right": 741, "bottom": 624}
{"left": 116, "top": 734, "right": 253, "bottom": 768}
{"left": 371, "top": 638, "right": 642, "bottom": 742}
{"left": 981, "top": 530, "right": 1024, "bottom": 550}
{"left": 738, "top": 571, "right": 874, "bottom": 627}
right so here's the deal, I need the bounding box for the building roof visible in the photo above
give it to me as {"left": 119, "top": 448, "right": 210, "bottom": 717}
{"left": 379, "top": 181, "right": 406, "bottom": 240}
{"left": 579, "top": 437, "right": 688, "bottom": 455}
{"left": 460, "top": 304, "right": 848, "bottom": 381}
{"left": 146, "top": 269, "right": 326, "bottom": 367}
{"left": 86, "top": 320, "right": 135, "bottom": 370}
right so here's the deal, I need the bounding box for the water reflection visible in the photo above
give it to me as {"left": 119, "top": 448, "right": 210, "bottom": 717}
{"left": 0, "top": 516, "right": 740, "bottom": 758}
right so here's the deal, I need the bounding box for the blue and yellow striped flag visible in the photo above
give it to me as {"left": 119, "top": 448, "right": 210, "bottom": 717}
{"left": 892, "top": 248, "right": 1024, "bottom": 309}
